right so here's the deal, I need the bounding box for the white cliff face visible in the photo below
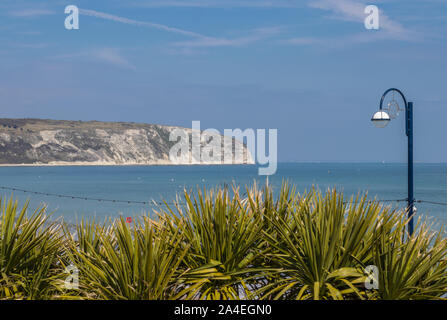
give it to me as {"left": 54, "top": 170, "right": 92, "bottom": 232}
{"left": 0, "top": 119, "right": 254, "bottom": 166}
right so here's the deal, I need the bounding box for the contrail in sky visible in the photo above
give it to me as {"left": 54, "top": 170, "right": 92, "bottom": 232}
{"left": 79, "top": 8, "right": 209, "bottom": 39}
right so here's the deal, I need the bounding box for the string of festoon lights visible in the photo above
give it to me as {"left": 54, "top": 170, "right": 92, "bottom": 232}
{"left": 2, "top": 185, "right": 446, "bottom": 208}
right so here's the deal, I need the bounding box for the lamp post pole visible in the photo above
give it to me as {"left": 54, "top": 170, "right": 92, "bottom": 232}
{"left": 374, "top": 88, "right": 414, "bottom": 236}
{"left": 406, "top": 102, "right": 414, "bottom": 236}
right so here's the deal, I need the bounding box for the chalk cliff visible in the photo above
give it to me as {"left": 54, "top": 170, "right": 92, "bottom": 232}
{"left": 0, "top": 119, "right": 254, "bottom": 165}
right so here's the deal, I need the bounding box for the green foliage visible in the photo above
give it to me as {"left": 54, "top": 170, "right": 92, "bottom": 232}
{"left": 1, "top": 182, "right": 447, "bottom": 300}
{"left": 0, "top": 198, "right": 63, "bottom": 299}
{"left": 64, "top": 217, "right": 192, "bottom": 300}
{"left": 370, "top": 219, "right": 447, "bottom": 299}
{"left": 156, "top": 186, "right": 266, "bottom": 299}
{"left": 258, "top": 188, "right": 393, "bottom": 299}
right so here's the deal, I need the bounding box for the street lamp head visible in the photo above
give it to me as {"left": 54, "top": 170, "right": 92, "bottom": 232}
{"left": 371, "top": 110, "right": 390, "bottom": 128}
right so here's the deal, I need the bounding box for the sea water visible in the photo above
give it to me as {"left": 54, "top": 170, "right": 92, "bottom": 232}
{"left": 0, "top": 163, "right": 446, "bottom": 225}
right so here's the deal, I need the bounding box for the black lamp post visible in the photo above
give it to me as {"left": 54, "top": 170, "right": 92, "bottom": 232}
{"left": 371, "top": 88, "right": 414, "bottom": 236}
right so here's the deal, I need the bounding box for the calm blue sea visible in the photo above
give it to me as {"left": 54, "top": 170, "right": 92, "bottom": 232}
{"left": 0, "top": 163, "right": 446, "bottom": 225}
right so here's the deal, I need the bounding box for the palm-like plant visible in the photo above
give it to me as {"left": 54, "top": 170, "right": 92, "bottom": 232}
{"left": 2, "top": 184, "right": 447, "bottom": 300}
{"left": 0, "top": 197, "right": 63, "bottom": 299}
{"left": 258, "top": 189, "right": 404, "bottom": 300}
{"left": 369, "top": 218, "right": 447, "bottom": 300}
{"left": 157, "top": 186, "right": 266, "bottom": 299}
{"left": 65, "top": 216, "right": 192, "bottom": 300}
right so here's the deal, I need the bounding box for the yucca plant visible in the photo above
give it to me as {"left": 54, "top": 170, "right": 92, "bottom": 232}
{"left": 157, "top": 186, "right": 267, "bottom": 300}
{"left": 2, "top": 184, "right": 447, "bottom": 300}
{"left": 258, "top": 188, "right": 404, "bottom": 300}
{"left": 369, "top": 218, "right": 447, "bottom": 300}
{"left": 0, "top": 197, "right": 63, "bottom": 299}
{"left": 65, "top": 216, "right": 192, "bottom": 300}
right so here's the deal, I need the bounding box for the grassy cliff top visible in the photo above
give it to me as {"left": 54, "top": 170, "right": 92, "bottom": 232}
{"left": 0, "top": 118, "right": 178, "bottom": 132}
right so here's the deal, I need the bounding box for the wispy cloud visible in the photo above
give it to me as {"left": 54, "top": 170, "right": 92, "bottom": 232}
{"left": 127, "top": 0, "right": 423, "bottom": 48}
{"left": 93, "top": 48, "right": 137, "bottom": 70}
{"left": 53, "top": 48, "right": 136, "bottom": 70}
{"left": 128, "top": 0, "right": 304, "bottom": 8}
{"left": 14, "top": 42, "right": 49, "bottom": 49}
{"left": 173, "top": 26, "right": 284, "bottom": 48}
{"left": 284, "top": 37, "right": 324, "bottom": 45}
{"left": 9, "top": 9, "right": 54, "bottom": 17}
{"left": 80, "top": 9, "right": 284, "bottom": 51}
{"left": 16, "top": 31, "right": 42, "bottom": 36}
{"left": 308, "top": 0, "right": 416, "bottom": 41}
{"left": 79, "top": 9, "right": 206, "bottom": 39}
{"left": 282, "top": 0, "right": 425, "bottom": 46}
{"left": 283, "top": 32, "right": 406, "bottom": 47}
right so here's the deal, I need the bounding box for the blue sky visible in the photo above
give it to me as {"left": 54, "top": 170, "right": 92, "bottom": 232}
{"left": 0, "top": 0, "right": 446, "bottom": 162}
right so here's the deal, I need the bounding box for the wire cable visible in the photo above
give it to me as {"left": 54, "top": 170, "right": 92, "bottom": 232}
{"left": 416, "top": 199, "right": 447, "bottom": 207}
{"left": 2, "top": 185, "right": 447, "bottom": 208}
{"left": 0, "top": 186, "right": 166, "bottom": 206}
